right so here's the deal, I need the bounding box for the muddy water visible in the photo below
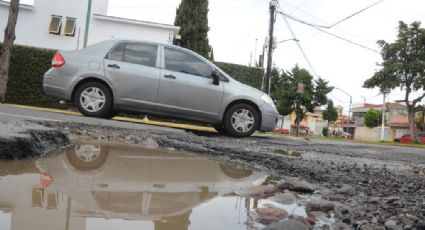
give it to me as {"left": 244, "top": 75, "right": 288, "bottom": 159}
{"left": 0, "top": 145, "right": 332, "bottom": 230}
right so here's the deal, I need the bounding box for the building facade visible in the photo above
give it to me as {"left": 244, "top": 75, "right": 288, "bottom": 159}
{"left": 352, "top": 102, "right": 409, "bottom": 141}
{"left": 0, "top": 0, "right": 180, "bottom": 51}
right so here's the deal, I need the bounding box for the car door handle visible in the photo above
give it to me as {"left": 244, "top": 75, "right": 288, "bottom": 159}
{"left": 107, "top": 64, "right": 120, "bottom": 69}
{"left": 164, "top": 74, "right": 176, "bottom": 79}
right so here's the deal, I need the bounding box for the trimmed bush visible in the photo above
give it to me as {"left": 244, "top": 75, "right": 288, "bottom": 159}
{"left": 2, "top": 44, "right": 264, "bottom": 109}
{"left": 215, "top": 62, "right": 264, "bottom": 90}
{"left": 1, "top": 43, "right": 65, "bottom": 108}
{"left": 322, "top": 127, "right": 329, "bottom": 137}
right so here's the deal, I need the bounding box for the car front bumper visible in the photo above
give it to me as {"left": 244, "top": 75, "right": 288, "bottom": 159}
{"left": 259, "top": 102, "right": 279, "bottom": 132}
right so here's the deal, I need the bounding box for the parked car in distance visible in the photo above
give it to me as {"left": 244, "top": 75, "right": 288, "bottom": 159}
{"left": 393, "top": 132, "right": 425, "bottom": 144}
{"left": 340, "top": 132, "right": 353, "bottom": 139}
{"left": 43, "top": 39, "right": 278, "bottom": 137}
{"left": 273, "top": 128, "right": 289, "bottom": 135}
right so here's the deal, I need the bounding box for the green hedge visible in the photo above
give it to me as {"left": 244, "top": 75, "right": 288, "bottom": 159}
{"left": 2, "top": 44, "right": 264, "bottom": 109}
{"left": 215, "top": 62, "right": 263, "bottom": 90}
{"left": 1, "top": 44, "right": 65, "bottom": 108}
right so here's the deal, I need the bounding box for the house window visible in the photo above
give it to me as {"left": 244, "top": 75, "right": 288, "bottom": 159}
{"left": 48, "top": 15, "right": 62, "bottom": 35}
{"left": 64, "top": 17, "right": 76, "bottom": 36}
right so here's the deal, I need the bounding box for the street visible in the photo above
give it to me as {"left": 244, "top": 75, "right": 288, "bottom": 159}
{"left": 0, "top": 104, "right": 424, "bottom": 229}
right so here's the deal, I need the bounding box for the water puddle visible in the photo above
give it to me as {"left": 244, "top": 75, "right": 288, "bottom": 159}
{"left": 0, "top": 145, "right": 333, "bottom": 230}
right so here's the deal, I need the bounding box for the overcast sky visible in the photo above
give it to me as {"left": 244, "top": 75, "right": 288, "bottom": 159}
{"left": 108, "top": 0, "right": 425, "bottom": 113}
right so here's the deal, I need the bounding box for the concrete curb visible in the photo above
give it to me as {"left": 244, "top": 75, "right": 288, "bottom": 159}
{"left": 6, "top": 104, "right": 216, "bottom": 133}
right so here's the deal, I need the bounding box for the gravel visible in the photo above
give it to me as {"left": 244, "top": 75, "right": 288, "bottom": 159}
{"left": 2, "top": 119, "right": 424, "bottom": 228}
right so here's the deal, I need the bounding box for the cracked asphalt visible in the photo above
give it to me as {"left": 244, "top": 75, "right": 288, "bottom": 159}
{"left": 0, "top": 104, "right": 424, "bottom": 228}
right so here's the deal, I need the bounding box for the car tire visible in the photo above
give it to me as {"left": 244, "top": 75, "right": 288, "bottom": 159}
{"left": 74, "top": 81, "right": 113, "bottom": 118}
{"left": 219, "top": 164, "right": 253, "bottom": 179}
{"left": 66, "top": 145, "right": 109, "bottom": 171}
{"left": 104, "top": 111, "right": 119, "bottom": 119}
{"left": 213, "top": 124, "right": 227, "bottom": 134}
{"left": 224, "top": 103, "right": 259, "bottom": 137}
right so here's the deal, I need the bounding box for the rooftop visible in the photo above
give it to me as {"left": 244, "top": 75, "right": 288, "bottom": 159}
{"left": 93, "top": 14, "right": 180, "bottom": 32}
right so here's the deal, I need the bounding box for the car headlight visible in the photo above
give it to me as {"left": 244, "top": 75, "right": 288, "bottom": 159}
{"left": 260, "top": 94, "right": 276, "bottom": 109}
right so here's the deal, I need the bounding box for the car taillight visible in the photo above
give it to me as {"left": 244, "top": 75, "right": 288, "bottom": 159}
{"left": 52, "top": 53, "right": 65, "bottom": 68}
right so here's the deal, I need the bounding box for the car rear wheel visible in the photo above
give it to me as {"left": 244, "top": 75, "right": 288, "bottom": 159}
{"left": 74, "top": 82, "right": 113, "bottom": 118}
{"left": 224, "top": 103, "right": 259, "bottom": 137}
{"left": 66, "top": 145, "right": 109, "bottom": 171}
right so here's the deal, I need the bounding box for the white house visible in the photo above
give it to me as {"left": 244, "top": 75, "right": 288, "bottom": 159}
{"left": 0, "top": 0, "right": 180, "bottom": 50}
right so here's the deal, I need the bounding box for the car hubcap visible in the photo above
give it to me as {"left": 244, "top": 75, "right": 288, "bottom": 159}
{"left": 231, "top": 109, "right": 255, "bottom": 133}
{"left": 80, "top": 87, "right": 106, "bottom": 112}
{"left": 75, "top": 145, "right": 101, "bottom": 163}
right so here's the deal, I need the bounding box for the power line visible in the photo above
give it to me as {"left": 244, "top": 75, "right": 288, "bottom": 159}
{"left": 310, "top": 25, "right": 380, "bottom": 54}
{"left": 280, "top": 0, "right": 384, "bottom": 29}
{"left": 280, "top": 0, "right": 329, "bottom": 24}
{"left": 328, "top": 0, "right": 384, "bottom": 28}
{"left": 289, "top": 0, "right": 312, "bottom": 14}
{"left": 279, "top": 0, "right": 378, "bottom": 48}
{"left": 277, "top": 11, "right": 380, "bottom": 54}
{"left": 330, "top": 94, "right": 349, "bottom": 104}
{"left": 277, "top": 6, "right": 319, "bottom": 77}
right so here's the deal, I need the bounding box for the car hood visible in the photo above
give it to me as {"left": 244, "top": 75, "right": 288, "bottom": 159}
{"left": 239, "top": 82, "right": 265, "bottom": 98}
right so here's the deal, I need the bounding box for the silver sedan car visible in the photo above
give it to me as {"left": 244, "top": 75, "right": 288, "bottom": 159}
{"left": 43, "top": 39, "right": 278, "bottom": 137}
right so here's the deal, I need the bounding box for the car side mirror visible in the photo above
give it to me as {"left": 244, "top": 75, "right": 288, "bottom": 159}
{"left": 212, "top": 70, "right": 220, "bottom": 85}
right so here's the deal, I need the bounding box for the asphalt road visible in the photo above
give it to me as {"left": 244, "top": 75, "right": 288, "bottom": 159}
{"left": 1, "top": 104, "right": 425, "bottom": 228}
{"left": 1, "top": 104, "right": 424, "bottom": 165}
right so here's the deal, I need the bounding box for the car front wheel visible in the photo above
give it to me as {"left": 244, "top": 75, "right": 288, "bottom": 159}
{"left": 224, "top": 103, "right": 259, "bottom": 137}
{"left": 74, "top": 82, "right": 113, "bottom": 118}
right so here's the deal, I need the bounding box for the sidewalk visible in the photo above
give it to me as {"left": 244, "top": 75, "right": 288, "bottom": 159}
{"left": 7, "top": 104, "right": 216, "bottom": 133}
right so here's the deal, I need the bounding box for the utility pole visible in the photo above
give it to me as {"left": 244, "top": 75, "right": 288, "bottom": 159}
{"left": 334, "top": 87, "right": 352, "bottom": 132}
{"left": 254, "top": 38, "right": 258, "bottom": 66}
{"left": 264, "top": 0, "right": 277, "bottom": 95}
{"left": 83, "top": 0, "right": 93, "bottom": 48}
{"left": 361, "top": 96, "right": 366, "bottom": 104}
{"left": 296, "top": 83, "right": 304, "bottom": 136}
{"left": 380, "top": 89, "right": 390, "bottom": 141}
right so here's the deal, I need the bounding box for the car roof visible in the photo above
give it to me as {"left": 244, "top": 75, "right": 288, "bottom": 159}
{"left": 108, "top": 38, "right": 188, "bottom": 50}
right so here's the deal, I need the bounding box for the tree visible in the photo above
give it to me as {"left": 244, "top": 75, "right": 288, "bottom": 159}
{"left": 323, "top": 100, "right": 338, "bottom": 125}
{"left": 363, "top": 21, "right": 425, "bottom": 142}
{"left": 0, "top": 0, "right": 20, "bottom": 103}
{"left": 272, "top": 65, "right": 333, "bottom": 134}
{"left": 322, "top": 100, "right": 338, "bottom": 137}
{"left": 174, "top": 0, "right": 211, "bottom": 58}
{"left": 415, "top": 111, "right": 425, "bottom": 131}
{"left": 364, "top": 109, "right": 381, "bottom": 128}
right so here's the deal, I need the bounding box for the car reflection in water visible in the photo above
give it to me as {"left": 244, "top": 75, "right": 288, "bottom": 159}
{"left": 0, "top": 145, "right": 265, "bottom": 230}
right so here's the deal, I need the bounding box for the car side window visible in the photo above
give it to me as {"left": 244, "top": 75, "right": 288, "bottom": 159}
{"left": 164, "top": 47, "right": 212, "bottom": 77}
{"left": 108, "top": 42, "right": 158, "bottom": 68}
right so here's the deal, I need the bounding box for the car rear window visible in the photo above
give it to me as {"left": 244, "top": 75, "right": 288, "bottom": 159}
{"left": 108, "top": 42, "right": 158, "bottom": 68}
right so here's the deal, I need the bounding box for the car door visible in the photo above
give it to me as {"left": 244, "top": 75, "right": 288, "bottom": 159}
{"left": 104, "top": 42, "right": 161, "bottom": 111}
{"left": 156, "top": 46, "right": 224, "bottom": 121}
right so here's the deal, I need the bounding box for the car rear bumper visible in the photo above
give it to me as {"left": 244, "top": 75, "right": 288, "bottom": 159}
{"left": 259, "top": 103, "right": 279, "bottom": 132}
{"left": 43, "top": 70, "right": 73, "bottom": 101}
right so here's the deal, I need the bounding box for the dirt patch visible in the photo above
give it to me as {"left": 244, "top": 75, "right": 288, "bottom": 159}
{"left": 0, "top": 125, "right": 70, "bottom": 160}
